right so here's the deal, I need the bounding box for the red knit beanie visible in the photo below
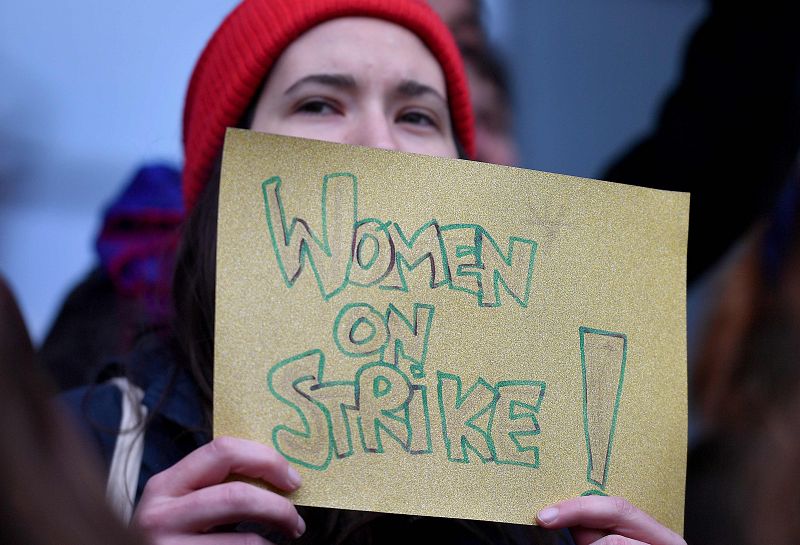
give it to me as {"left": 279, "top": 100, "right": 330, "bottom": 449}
{"left": 182, "top": 0, "right": 475, "bottom": 210}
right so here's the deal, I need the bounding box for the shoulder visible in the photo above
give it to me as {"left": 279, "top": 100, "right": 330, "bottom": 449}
{"left": 59, "top": 381, "right": 125, "bottom": 470}
{"left": 59, "top": 335, "right": 210, "bottom": 497}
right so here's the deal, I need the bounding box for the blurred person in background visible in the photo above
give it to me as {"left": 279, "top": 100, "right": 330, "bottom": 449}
{"left": 461, "top": 43, "right": 518, "bottom": 166}
{"left": 429, "top": 0, "right": 519, "bottom": 166}
{"left": 685, "top": 165, "right": 800, "bottom": 545}
{"left": 38, "top": 164, "right": 183, "bottom": 390}
{"left": 602, "top": 1, "right": 800, "bottom": 284}
{"left": 427, "top": 0, "right": 485, "bottom": 51}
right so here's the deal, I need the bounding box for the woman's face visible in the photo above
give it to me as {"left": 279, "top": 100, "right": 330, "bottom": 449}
{"left": 250, "top": 17, "right": 458, "bottom": 159}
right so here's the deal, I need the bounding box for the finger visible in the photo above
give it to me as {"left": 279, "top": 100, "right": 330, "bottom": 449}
{"left": 136, "top": 480, "right": 306, "bottom": 539}
{"left": 144, "top": 436, "right": 301, "bottom": 495}
{"left": 167, "top": 533, "right": 276, "bottom": 545}
{"left": 536, "top": 496, "right": 684, "bottom": 545}
{"left": 571, "top": 528, "right": 650, "bottom": 545}
{"left": 569, "top": 527, "right": 607, "bottom": 545}
{"left": 587, "top": 536, "right": 648, "bottom": 545}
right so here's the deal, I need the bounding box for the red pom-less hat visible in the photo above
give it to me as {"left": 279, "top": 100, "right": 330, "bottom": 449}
{"left": 182, "top": 0, "right": 475, "bottom": 210}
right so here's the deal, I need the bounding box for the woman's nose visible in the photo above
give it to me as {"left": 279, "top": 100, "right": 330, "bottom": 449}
{"left": 347, "top": 110, "right": 399, "bottom": 151}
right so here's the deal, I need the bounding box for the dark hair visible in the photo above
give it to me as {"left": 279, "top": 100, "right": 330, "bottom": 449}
{"left": 0, "top": 277, "right": 146, "bottom": 545}
{"left": 172, "top": 160, "right": 220, "bottom": 414}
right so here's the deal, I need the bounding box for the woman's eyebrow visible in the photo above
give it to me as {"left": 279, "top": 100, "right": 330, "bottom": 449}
{"left": 284, "top": 73, "right": 357, "bottom": 95}
{"left": 395, "top": 79, "right": 446, "bottom": 104}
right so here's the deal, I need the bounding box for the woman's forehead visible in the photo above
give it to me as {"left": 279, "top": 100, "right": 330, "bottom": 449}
{"left": 272, "top": 17, "right": 447, "bottom": 93}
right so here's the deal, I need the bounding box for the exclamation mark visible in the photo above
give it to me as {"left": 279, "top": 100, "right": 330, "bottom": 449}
{"left": 579, "top": 326, "right": 628, "bottom": 495}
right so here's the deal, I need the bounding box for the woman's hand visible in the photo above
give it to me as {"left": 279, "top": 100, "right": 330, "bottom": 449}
{"left": 536, "top": 496, "right": 685, "bottom": 545}
{"left": 133, "top": 436, "right": 305, "bottom": 544}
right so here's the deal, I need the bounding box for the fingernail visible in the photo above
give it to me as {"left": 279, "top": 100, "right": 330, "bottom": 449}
{"left": 287, "top": 466, "right": 302, "bottom": 488}
{"left": 295, "top": 514, "right": 306, "bottom": 538}
{"left": 537, "top": 507, "right": 559, "bottom": 524}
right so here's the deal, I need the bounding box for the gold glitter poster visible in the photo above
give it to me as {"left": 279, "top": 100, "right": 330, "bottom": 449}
{"left": 214, "top": 129, "right": 689, "bottom": 531}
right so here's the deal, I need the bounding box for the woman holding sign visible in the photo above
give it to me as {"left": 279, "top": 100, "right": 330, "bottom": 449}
{"left": 64, "top": 1, "right": 686, "bottom": 544}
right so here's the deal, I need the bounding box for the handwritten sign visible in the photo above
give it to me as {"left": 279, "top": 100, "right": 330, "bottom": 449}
{"left": 214, "top": 129, "right": 688, "bottom": 531}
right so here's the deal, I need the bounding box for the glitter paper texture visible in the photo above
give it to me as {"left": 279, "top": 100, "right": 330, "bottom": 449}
{"left": 215, "top": 129, "right": 689, "bottom": 531}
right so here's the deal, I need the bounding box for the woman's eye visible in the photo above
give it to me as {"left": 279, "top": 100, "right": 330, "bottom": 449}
{"left": 398, "top": 110, "right": 437, "bottom": 128}
{"left": 296, "top": 100, "right": 337, "bottom": 115}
